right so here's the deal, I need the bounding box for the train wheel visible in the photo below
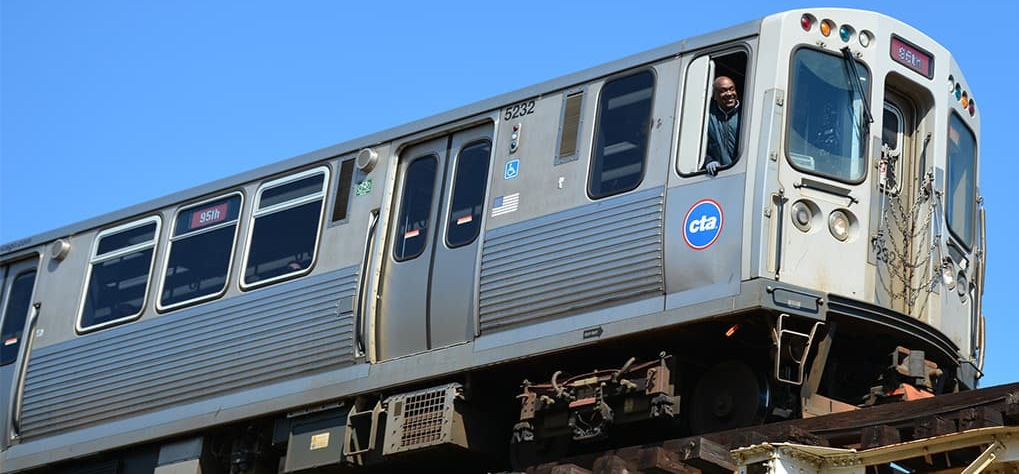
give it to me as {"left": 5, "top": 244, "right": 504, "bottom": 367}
{"left": 688, "top": 360, "right": 770, "bottom": 434}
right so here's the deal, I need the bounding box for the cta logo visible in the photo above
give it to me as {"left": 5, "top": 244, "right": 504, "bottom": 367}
{"left": 683, "top": 199, "right": 723, "bottom": 250}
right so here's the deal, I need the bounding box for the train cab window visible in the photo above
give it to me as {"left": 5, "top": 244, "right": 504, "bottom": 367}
{"left": 243, "top": 167, "right": 329, "bottom": 287}
{"left": 677, "top": 51, "right": 748, "bottom": 175}
{"left": 946, "top": 113, "right": 977, "bottom": 249}
{"left": 788, "top": 48, "right": 870, "bottom": 183}
{"left": 79, "top": 217, "right": 160, "bottom": 332}
{"left": 446, "top": 140, "right": 491, "bottom": 248}
{"left": 1, "top": 269, "right": 36, "bottom": 365}
{"left": 394, "top": 155, "right": 438, "bottom": 261}
{"left": 588, "top": 70, "right": 654, "bottom": 199}
{"left": 159, "top": 194, "right": 243, "bottom": 310}
{"left": 881, "top": 103, "right": 904, "bottom": 194}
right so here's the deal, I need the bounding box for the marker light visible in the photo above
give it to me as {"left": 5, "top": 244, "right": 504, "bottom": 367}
{"left": 859, "top": 30, "right": 873, "bottom": 48}
{"left": 820, "top": 19, "right": 834, "bottom": 37}
{"left": 961, "top": 92, "right": 969, "bottom": 108}
{"left": 801, "top": 14, "right": 814, "bottom": 31}
{"left": 839, "top": 25, "right": 853, "bottom": 42}
{"left": 969, "top": 99, "right": 976, "bottom": 116}
{"left": 955, "top": 84, "right": 962, "bottom": 100}
{"left": 948, "top": 75, "right": 956, "bottom": 93}
{"left": 828, "top": 210, "right": 850, "bottom": 241}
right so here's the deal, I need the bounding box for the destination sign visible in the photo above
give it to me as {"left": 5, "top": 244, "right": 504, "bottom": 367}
{"left": 890, "top": 35, "right": 933, "bottom": 79}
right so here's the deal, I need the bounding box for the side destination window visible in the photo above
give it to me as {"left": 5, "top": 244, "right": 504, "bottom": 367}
{"left": 243, "top": 167, "right": 329, "bottom": 287}
{"left": 159, "top": 193, "right": 243, "bottom": 310}
{"left": 79, "top": 217, "right": 161, "bottom": 332}
{"left": 446, "top": 140, "right": 491, "bottom": 248}
{"left": 394, "top": 155, "right": 438, "bottom": 261}
{"left": 588, "top": 70, "right": 655, "bottom": 199}
{"left": 946, "top": 113, "right": 977, "bottom": 249}
{"left": 1, "top": 269, "right": 36, "bottom": 365}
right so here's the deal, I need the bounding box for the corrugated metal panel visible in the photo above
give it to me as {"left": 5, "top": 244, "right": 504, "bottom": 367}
{"left": 19, "top": 267, "right": 359, "bottom": 440}
{"left": 480, "top": 188, "right": 664, "bottom": 332}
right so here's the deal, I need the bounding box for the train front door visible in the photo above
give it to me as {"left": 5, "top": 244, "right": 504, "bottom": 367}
{"left": 375, "top": 125, "right": 493, "bottom": 361}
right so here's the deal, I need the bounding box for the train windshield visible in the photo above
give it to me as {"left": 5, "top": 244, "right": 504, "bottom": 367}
{"left": 787, "top": 48, "right": 870, "bottom": 183}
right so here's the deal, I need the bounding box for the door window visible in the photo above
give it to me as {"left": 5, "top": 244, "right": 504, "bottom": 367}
{"left": 1, "top": 269, "right": 36, "bottom": 365}
{"left": 394, "top": 155, "right": 438, "bottom": 261}
{"left": 446, "top": 140, "right": 491, "bottom": 248}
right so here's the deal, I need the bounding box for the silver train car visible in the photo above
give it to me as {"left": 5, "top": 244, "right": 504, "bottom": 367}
{"left": 0, "top": 8, "right": 984, "bottom": 473}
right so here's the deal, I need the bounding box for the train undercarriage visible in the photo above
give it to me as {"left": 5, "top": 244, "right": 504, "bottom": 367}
{"left": 35, "top": 295, "right": 971, "bottom": 474}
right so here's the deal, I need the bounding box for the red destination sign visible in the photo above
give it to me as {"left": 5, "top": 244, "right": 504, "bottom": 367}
{"left": 190, "top": 202, "right": 229, "bottom": 230}
{"left": 890, "top": 36, "right": 933, "bottom": 79}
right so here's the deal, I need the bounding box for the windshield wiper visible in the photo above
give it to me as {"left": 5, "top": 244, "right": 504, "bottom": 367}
{"left": 840, "top": 46, "right": 874, "bottom": 132}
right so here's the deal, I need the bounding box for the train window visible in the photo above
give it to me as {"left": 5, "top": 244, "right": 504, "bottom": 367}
{"left": 881, "top": 103, "right": 904, "bottom": 194}
{"left": 1, "top": 269, "right": 36, "bottom": 366}
{"left": 588, "top": 70, "right": 654, "bottom": 199}
{"left": 446, "top": 140, "right": 491, "bottom": 248}
{"left": 787, "top": 48, "right": 870, "bottom": 183}
{"left": 159, "top": 194, "right": 243, "bottom": 310}
{"left": 677, "top": 51, "right": 748, "bottom": 175}
{"left": 332, "top": 159, "right": 356, "bottom": 223}
{"left": 79, "top": 217, "right": 161, "bottom": 332}
{"left": 946, "top": 113, "right": 977, "bottom": 249}
{"left": 394, "top": 155, "right": 438, "bottom": 261}
{"left": 242, "top": 167, "right": 329, "bottom": 288}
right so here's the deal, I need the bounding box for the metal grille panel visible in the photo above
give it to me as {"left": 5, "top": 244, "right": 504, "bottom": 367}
{"left": 383, "top": 383, "right": 463, "bottom": 455}
{"left": 479, "top": 188, "right": 664, "bottom": 332}
{"left": 19, "top": 267, "right": 359, "bottom": 440}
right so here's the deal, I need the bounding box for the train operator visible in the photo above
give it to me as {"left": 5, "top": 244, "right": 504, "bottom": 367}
{"left": 705, "top": 75, "right": 740, "bottom": 175}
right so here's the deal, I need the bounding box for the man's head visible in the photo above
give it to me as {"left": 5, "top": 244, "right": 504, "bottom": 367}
{"left": 712, "top": 76, "right": 738, "bottom": 110}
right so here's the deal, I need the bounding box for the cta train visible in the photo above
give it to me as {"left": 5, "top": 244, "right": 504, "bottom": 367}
{"left": 0, "top": 8, "right": 984, "bottom": 473}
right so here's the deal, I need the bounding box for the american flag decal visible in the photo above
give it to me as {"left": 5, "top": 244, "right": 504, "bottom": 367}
{"left": 491, "top": 193, "right": 519, "bottom": 217}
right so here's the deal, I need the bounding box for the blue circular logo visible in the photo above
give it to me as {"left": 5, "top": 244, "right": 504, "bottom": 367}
{"left": 683, "top": 199, "right": 723, "bottom": 250}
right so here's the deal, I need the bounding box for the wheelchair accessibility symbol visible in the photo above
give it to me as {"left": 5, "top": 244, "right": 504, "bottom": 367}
{"left": 504, "top": 159, "right": 520, "bottom": 180}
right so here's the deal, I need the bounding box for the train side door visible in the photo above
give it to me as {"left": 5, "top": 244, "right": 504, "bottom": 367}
{"left": 666, "top": 49, "right": 750, "bottom": 307}
{"left": 0, "top": 257, "right": 39, "bottom": 451}
{"left": 376, "top": 125, "right": 493, "bottom": 361}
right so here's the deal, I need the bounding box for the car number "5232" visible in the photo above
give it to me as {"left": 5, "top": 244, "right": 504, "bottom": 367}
{"left": 503, "top": 100, "right": 535, "bottom": 120}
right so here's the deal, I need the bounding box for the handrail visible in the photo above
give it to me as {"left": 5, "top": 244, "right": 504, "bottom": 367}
{"left": 9, "top": 302, "right": 40, "bottom": 441}
{"left": 354, "top": 210, "right": 380, "bottom": 357}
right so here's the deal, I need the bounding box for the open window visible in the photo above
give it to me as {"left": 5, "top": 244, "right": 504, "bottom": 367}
{"left": 677, "top": 50, "right": 748, "bottom": 175}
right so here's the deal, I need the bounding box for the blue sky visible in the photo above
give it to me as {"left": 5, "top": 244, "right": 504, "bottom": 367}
{"left": 2, "top": 1, "right": 1016, "bottom": 386}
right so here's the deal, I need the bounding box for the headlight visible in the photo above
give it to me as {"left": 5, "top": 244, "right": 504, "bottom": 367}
{"left": 957, "top": 273, "right": 968, "bottom": 298}
{"left": 942, "top": 260, "right": 956, "bottom": 290}
{"left": 791, "top": 201, "right": 813, "bottom": 232}
{"left": 828, "top": 210, "right": 850, "bottom": 241}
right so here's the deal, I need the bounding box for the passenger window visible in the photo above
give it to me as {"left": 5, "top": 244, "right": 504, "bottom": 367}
{"left": 1, "top": 269, "right": 36, "bottom": 365}
{"left": 588, "top": 70, "right": 654, "bottom": 199}
{"left": 946, "top": 113, "right": 976, "bottom": 249}
{"left": 159, "top": 194, "right": 243, "bottom": 309}
{"left": 446, "top": 140, "right": 491, "bottom": 248}
{"left": 394, "top": 155, "right": 438, "bottom": 261}
{"left": 79, "top": 217, "right": 160, "bottom": 332}
{"left": 243, "top": 168, "right": 328, "bottom": 287}
{"left": 677, "top": 51, "right": 748, "bottom": 175}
